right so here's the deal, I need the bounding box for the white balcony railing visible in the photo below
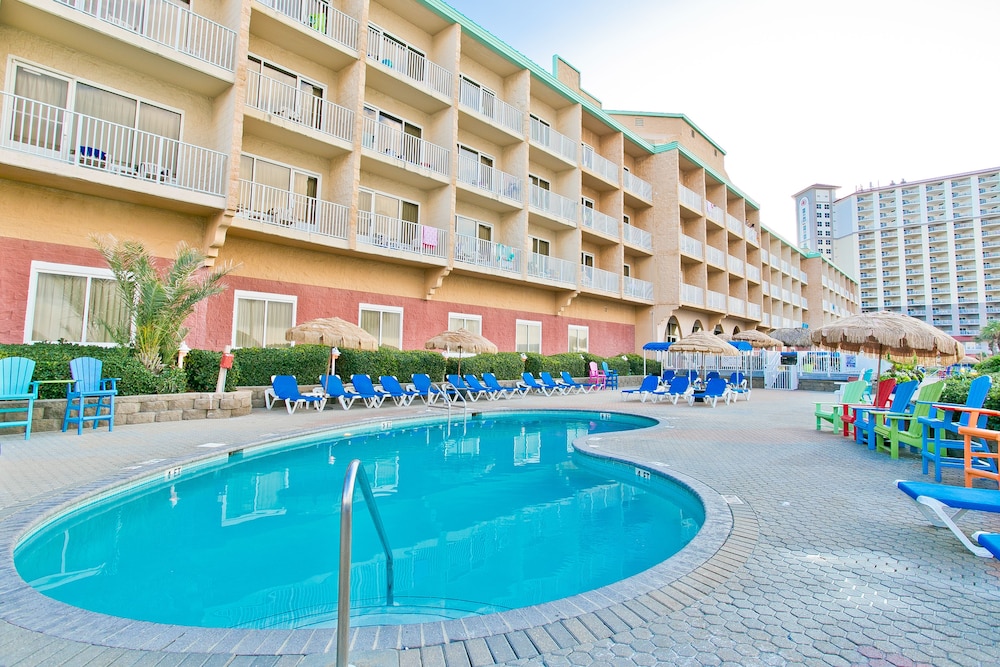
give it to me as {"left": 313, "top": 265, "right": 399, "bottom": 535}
{"left": 1, "top": 92, "right": 227, "bottom": 196}
{"left": 623, "top": 276, "right": 654, "bottom": 300}
{"left": 623, "top": 170, "right": 653, "bottom": 200}
{"left": 259, "top": 0, "right": 358, "bottom": 50}
{"left": 357, "top": 211, "right": 447, "bottom": 259}
{"left": 680, "top": 283, "right": 704, "bottom": 306}
{"left": 528, "top": 253, "right": 576, "bottom": 284}
{"left": 679, "top": 185, "right": 701, "bottom": 211}
{"left": 728, "top": 296, "right": 745, "bottom": 316}
{"left": 747, "top": 303, "right": 762, "bottom": 319}
{"left": 459, "top": 78, "right": 522, "bottom": 134}
{"left": 707, "top": 289, "right": 726, "bottom": 311}
{"left": 454, "top": 233, "right": 522, "bottom": 275}
{"left": 704, "top": 200, "right": 725, "bottom": 224}
{"left": 746, "top": 264, "right": 761, "bottom": 282}
{"left": 362, "top": 117, "right": 449, "bottom": 177}
{"left": 581, "top": 144, "right": 619, "bottom": 184}
{"left": 529, "top": 185, "right": 577, "bottom": 223}
{"left": 457, "top": 155, "right": 522, "bottom": 202}
{"left": 237, "top": 180, "right": 348, "bottom": 239}
{"left": 246, "top": 70, "right": 354, "bottom": 143}
{"left": 762, "top": 281, "right": 769, "bottom": 295}
{"left": 529, "top": 117, "right": 576, "bottom": 162}
{"left": 581, "top": 208, "right": 619, "bottom": 236}
{"left": 762, "top": 312, "right": 770, "bottom": 326}
{"left": 706, "top": 246, "right": 725, "bottom": 267}
{"left": 680, "top": 234, "right": 703, "bottom": 259}
{"left": 726, "top": 214, "right": 744, "bottom": 236}
{"left": 56, "top": 0, "right": 237, "bottom": 71}
{"left": 727, "top": 256, "right": 744, "bottom": 277}
{"left": 622, "top": 222, "right": 652, "bottom": 250}
{"left": 367, "top": 27, "right": 452, "bottom": 97}
{"left": 581, "top": 265, "right": 619, "bottom": 293}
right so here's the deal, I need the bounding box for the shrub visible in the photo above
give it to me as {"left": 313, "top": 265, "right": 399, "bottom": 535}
{"left": 937, "top": 373, "right": 1000, "bottom": 430}
{"left": 977, "top": 355, "right": 1000, "bottom": 374}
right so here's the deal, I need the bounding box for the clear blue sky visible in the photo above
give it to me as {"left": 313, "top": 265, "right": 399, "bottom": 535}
{"left": 441, "top": 0, "right": 1000, "bottom": 242}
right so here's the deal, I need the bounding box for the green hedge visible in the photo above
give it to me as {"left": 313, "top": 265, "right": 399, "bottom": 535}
{"left": 938, "top": 372, "right": 1000, "bottom": 430}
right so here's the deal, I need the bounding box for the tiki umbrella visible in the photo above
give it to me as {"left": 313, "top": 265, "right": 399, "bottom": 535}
{"left": 425, "top": 328, "right": 498, "bottom": 377}
{"left": 668, "top": 330, "right": 740, "bottom": 381}
{"left": 769, "top": 327, "right": 815, "bottom": 348}
{"left": 810, "top": 311, "right": 962, "bottom": 380}
{"left": 285, "top": 317, "right": 379, "bottom": 376}
{"left": 733, "top": 330, "right": 783, "bottom": 349}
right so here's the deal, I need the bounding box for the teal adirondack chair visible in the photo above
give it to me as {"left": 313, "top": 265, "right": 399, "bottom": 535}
{"left": 63, "top": 357, "right": 119, "bottom": 435}
{"left": 815, "top": 380, "right": 867, "bottom": 433}
{"left": 0, "top": 357, "right": 40, "bottom": 440}
{"left": 873, "top": 380, "right": 946, "bottom": 459}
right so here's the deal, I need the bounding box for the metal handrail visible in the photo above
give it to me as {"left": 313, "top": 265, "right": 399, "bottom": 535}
{"left": 337, "top": 460, "right": 393, "bottom": 667}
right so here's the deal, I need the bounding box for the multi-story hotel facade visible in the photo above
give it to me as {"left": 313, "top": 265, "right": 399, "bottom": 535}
{"left": 832, "top": 167, "right": 1000, "bottom": 349}
{"left": 0, "top": 0, "right": 857, "bottom": 357}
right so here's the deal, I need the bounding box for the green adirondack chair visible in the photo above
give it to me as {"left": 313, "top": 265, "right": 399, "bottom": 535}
{"left": 873, "top": 380, "right": 946, "bottom": 460}
{"left": 815, "top": 380, "right": 868, "bottom": 433}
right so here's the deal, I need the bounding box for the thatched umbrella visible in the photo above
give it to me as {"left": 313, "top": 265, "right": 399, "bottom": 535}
{"left": 285, "top": 317, "right": 379, "bottom": 376}
{"left": 425, "top": 328, "right": 498, "bottom": 376}
{"left": 769, "top": 327, "right": 815, "bottom": 348}
{"left": 668, "top": 331, "right": 740, "bottom": 380}
{"left": 810, "top": 311, "right": 962, "bottom": 379}
{"left": 733, "top": 330, "right": 782, "bottom": 349}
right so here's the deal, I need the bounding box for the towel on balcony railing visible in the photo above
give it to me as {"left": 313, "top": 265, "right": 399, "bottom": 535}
{"left": 495, "top": 244, "right": 515, "bottom": 262}
{"left": 421, "top": 226, "right": 438, "bottom": 248}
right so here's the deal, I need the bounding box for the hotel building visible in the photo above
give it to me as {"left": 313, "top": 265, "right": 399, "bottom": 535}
{"left": 0, "top": 0, "right": 857, "bottom": 357}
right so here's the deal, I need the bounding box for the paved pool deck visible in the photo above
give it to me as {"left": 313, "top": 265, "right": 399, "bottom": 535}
{"left": 1, "top": 387, "right": 999, "bottom": 667}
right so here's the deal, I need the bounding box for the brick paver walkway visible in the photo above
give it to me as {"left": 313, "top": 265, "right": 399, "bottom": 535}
{"left": 2, "top": 387, "right": 999, "bottom": 667}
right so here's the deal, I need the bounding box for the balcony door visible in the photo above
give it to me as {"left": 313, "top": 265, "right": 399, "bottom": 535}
{"left": 458, "top": 144, "right": 494, "bottom": 191}
{"left": 8, "top": 65, "right": 70, "bottom": 159}
{"left": 240, "top": 154, "right": 319, "bottom": 225}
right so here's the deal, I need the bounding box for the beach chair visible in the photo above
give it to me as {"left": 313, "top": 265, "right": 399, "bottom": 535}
{"left": 464, "top": 374, "right": 500, "bottom": 400}
{"left": 688, "top": 377, "right": 730, "bottom": 407}
{"left": 63, "top": 357, "right": 119, "bottom": 434}
{"left": 601, "top": 361, "right": 619, "bottom": 389}
{"left": 814, "top": 380, "right": 866, "bottom": 433}
{"left": 919, "top": 375, "right": 994, "bottom": 482}
{"left": 873, "top": 380, "right": 946, "bottom": 459}
{"left": 319, "top": 374, "right": 361, "bottom": 410}
{"left": 896, "top": 480, "right": 1000, "bottom": 557}
{"left": 538, "top": 372, "right": 569, "bottom": 395}
{"left": 622, "top": 375, "right": 666, "bottom": 402}
{"left": 955, "top": 408, "right": 1000, "bottom": 489}
{"left": 663, "top": 376, "right": 690, "bottom": 405}
{"left": 483, "top": 372, "right": 525, "bottom": 398}
{"left": 350, "top": 374, "right": 389, "bottom": 408}
{"left": 379, "top": 375, "right": 420, "bottom": 406}
{"left": 266, "top": 375, "right": 326, "bottom": 414}
{"left": 560, "top": 371, "right": 596, "bottom": 393}
{"left": 409, "top": 373, "right": 444, "bottom": 404}
{"left": 974, "top": 532, "right": 1000, "bottom": 560}
{"left": 0, "top": 357, "right": 39, "bottom": 440}
{"left": 518, "top": 372, "right": 556, "bottom": 396}
{"left": 587, "top": 362, "right": 606, "bottom": 389}
{"left": 841, "top": 378, "right": 895, "bottom": 438}
{"left": 661, "top": 369, "right": 676, "bottom": 384}
{"left": 727, "top": 372, "right": 751, "bottom": 401}
{"left": 446, "top": 374, "right": 489, "bottom": 401}
{"left": 853, "top": 380, "right": 918, "bottom": 449}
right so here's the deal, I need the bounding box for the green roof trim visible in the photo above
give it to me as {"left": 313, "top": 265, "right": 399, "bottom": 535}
{"left": 605, "top": 110, "right": 725, "bottom": 155}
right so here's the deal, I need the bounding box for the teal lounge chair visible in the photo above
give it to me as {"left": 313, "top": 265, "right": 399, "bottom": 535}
{"left": 896, "top": 480, "right": 1000, "bottom": 557}
{"left": 0, "top": 357, "right": 39, "bottom": 440}
{"left": 63, "top": 357, "right": 118, "bottom": 434}
{"left": 601, "top": 361, "right": 619, "bottom": 389}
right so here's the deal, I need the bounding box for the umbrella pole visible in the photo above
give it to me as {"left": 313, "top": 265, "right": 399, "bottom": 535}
{"left": 457, "top": 345, "right": 463, "bottom": 378}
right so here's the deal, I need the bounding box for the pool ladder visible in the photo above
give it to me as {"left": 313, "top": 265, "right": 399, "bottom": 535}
{"left": 337, "top": 459, "right": 393, "bottom": 667}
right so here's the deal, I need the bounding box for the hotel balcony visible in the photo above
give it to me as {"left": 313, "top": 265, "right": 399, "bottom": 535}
{"left": 680, "top": 234, "right": 703, "bottom": 261}
{"left": 529, "top": 117, "right": 576, "bottom": 170}
{"left": 704, "top": 200, "right": 725, "bottom": 226}
{"left": 623, "top": 170, "right": 652, "bottom": 205}
{"left": 680, "top": 283, "right": 704, "bottom": 307}
{"left": 622, "top": 222, "right": 653, "bottom": 253}
{"left": 356, "top": 211, "right": 447, "bottom": 263}
{"left": 678, "top": 184, "right": 702, "bottom": 216}
{"left": 580, "top": 144, "right": 619, "bottom": 189}
{"left": 727, "top": 255, "right": 744, "bottom": 277}
{"left": 527, "top": 252, "right": 576, "bottom": 286}
{"left": 529, "top": 185, "right": 577, "bottom": 228}
{"left": 581, "top": 207, "right": 619, "bottom": 239}
{"left": 458, "top": 78, "right": 523, "bottom": 144}
{"left": 747, "top": 302, "right": 762, "bottom": 320}
{"left": 456, "top": 156, "right": 522, "bottom": 210}
{"left": 705, "top": 245, "right": 726, "bottom": 269}
{"left": 706, "top": 289, "right": 726, "bottom": 312}
{"left": 360, "top": 118, "right": 450, "bottom": 188}
{"left": 581, "top": 265, "right": 619, "bottom": 295}
{"left": 725, "top": 213, "right": 743, "bottom": 238}
{"left": 366, "top": 27, "right": 452, "bottom": 113}
{"left": 2, "top": 0, "right": 237, "bottom": 94}
{"left": 727, "top": 296, "right": 745, "bottom": 317}
{"left": 745, "top": 264, "right": 761, "bottom": 283}
{"left": 453, "top": 234, "right": 523, "bottom": 278}
{"left": 244, "top": 71, "right": 354, "bottom": 155}
{"left": 0, "top": 92, "right": 227, "bottom": 211}
{"left": 254, "top": 0, "right": 358, "bottom": 68}
{"left": 234, "top": 179, "right": 349, "bottom": 243}
{"left": 623, "top": 276, "right": 653, "bottom": 301}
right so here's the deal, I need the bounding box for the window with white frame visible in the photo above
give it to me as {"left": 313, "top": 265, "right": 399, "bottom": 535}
{"left": 233, "top": 290, "right": 295, "bottom": 348}
{"left": 239, "top": 153, "right": 319, "bottom": 223}
{"left": 246, "top": 55, "right": 324, "bottom": 126}
{"left": 26, "top": 262, "right": 127, "bottom": 344}
{"left": 568, "top": 325, "right": 588, "bottom": 353}
{"left": 360, "top": 304, "right": 402, "bottom": 348}
{"left": 448, "top": 313, "right": 482, "bottom": 335}
{"left": 516, "top": 319, "right": 541, "bottom": 353}
{"left": 362, "top": 104, "right": 421, "bottom": 159}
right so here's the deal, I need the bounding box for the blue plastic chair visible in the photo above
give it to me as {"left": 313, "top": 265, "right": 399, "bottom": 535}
{"left": 661, "top": 369, "right": 676, "bottom": 384}
{"left": 266, "top": 375, "right": 326, "bottom": 414}
{"left": 601, "top": 362, "right": 620, "bottom": 389}
{"left": 0, "top": 357, "right": 39, "bottom": 440}
{"left": 854, "top": 380, "right": 918, "bottom": 449}
{"left": 622, "top": 375, "right": 666, "bottom": 402}
{"left": 538, "top": 372, "right": 569, "bottom": 395}
{"left": 63, "top": 357, "right": 118, "bottom": 434}
{"left": 688, "top": 377, "right": 730, "bottom": 407}
{"left": 379, "top": 375, "right": 420, "bottom": 406}
{"left": 351, "top": 374, "right": 389, "bottom": 408}
{"left": 519, "top": 372, "right": 556, "bottom": 396}
{"left": 560, "top": 371, "right": 596, "bottom": 393}
{"left": 464, "top": 374, "right": 500, "bottom": 400}
{"left": 483, "top": 372, "right": 525, "bottom": 398}
{"left": 664, "top": 376, "right": 690, "bottom": 404}
{"left": 727, "top": 372, "right": 751, "bottom": 401}
{"left": 410, "top": 373, "right": 444, "bottom": 404}
{"left": 920, "top": 375, "right": 994, "bottom": 482}
{"left": 319, "top": 374, "right": 361, "bottom": 410}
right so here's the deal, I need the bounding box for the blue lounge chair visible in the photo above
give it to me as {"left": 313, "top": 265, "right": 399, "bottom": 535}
{"left": 896, "top": 480, "right": 1000, "bottom": 557}
{"left": 920, "top": 375, "right": 994, "bottom": 482}
{"left": 447, "top": 374, "right": 489, "bottom": 401}
{"left": 266, "top": 375, "right": 326, "bottom": 414}
{"left": 483, "top": 372, "right": 525, "bottom": 399}
{"left": 379, "top": 375, "right": 420, "bottom": 406}
{"left": 538, "top": 372, "right": 568, "bottom": 395}
{"left": 518, "top": 372, "right": 555, "bottom": 396}
{"left": 853, "top": 380, "right": 918, "bottom": 449}
{"left": 351, "top": 374, "right": 389, "bottom": 408}
{"left": 319, "top": 374, "right": 360, "bottom": 410}
{"left": 727, "top": 372, "right": 751, "bottom": 401}
{"left": 63, "top": 357, "right": 119, "bottom": 434}
{"left": 464, "top": 374, "right": 499, "bottom": 400}
{"left": 0, "top": 357, "right": 39, "bottom": 440}
{"left": 973, "top": 532, "right": 1000, "bottom": 560}
{"left": 663, "top": 376, "right": 690, "bottom": 405}
{"left": 622, "top": 375, "right": 666, "bottom": 402}
{"left": 601, "top": 362, "right": 619, "bottom": 389}
{"left": 560, "top": 371, "right": 596, "bottom": 393}
{"left": 409, "top": 373, "right": 444, "bottom": 404}
{"left": 688, "top": 377, "right": 729, "bottom": 407}
{"left": 661, "top": 369, "right": 676, "bottom": 384}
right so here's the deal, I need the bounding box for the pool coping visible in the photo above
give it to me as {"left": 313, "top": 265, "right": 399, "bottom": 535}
{"left": 0, "top": 409, "right": 754, "bottom": 661}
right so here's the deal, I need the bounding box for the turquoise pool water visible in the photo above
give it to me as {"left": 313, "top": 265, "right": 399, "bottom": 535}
{"left": 14, "top": 411, "right": 704, "bottom": 629}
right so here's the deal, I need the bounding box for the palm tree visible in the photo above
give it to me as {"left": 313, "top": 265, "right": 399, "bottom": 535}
{"left": 977, "top": 320, "right": 1000, "bottom": 355}
{"left": 93, "top": 235, "right": 237, "bottom": 373}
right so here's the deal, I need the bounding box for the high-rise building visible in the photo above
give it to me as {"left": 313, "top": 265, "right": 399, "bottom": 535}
{"left": 0, "top": 0, "right": 857, "bottom": 355}
{"left": 793, "top": 184, "right": 839, "bottom": 258}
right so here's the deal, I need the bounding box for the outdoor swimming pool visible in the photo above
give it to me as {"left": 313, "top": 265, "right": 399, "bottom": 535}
{"left": 14, "top": 410, "right": 704, "bottom": 629}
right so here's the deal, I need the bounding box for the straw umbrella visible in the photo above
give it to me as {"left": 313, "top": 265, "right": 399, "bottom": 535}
{"left": 425, "top": 328, "right": 498, "bottom": 376}
{"left": 668, "top": 330, "right": 740, "bottom": 381}
{"left": 285, "top": 317, "right": 379, "bottom": 376}
{"left": 733, "top": 330, "right": 782, "bottom": 349}
{"left": 769, "top": 327, "right": 815, "bottom": 348}
{"left": 810, "top": 311, "right": 962, "bottom": 380}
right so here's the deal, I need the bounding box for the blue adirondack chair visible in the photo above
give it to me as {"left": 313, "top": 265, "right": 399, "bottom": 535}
{"left": 0, "top": 357, "right": 40, "bottom": 440}
{"left": 920, "top": 375, "right": 994, "bottom": 482}
{"left": 63, "top": 357, "right": 119, "bottom": 434}
{"left": 601, "top": 361, "right": 620, "bottom": 389}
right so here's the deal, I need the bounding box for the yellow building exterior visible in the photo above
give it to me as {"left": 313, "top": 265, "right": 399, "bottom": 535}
{"left": 0, "top": 0, "right": 857, "bottom": 355}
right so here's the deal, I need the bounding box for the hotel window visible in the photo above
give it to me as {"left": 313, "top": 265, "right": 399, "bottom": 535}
{"left": 568, "top": 325, "right": 589, "bottom": 353}
{"left": 459, "top": 76, "right": 496, "bottom": 117}
{"left": 367, "top": 25, "right": 426, "bottom": 81}
{"left": 358, "top": 188, "right": 419, "bottom": 246}
{"left": 448, "top": 313, "right": 482, "bottom": 335}
{"left": 239, "top": 154, "right": 319, "bottom": 223}
{"left": 623, "top": 263, "right": 631, "bottom": 278}
{"left": 246, "top": 56, "right": 324, "bottom": 127}
{"left": 362, "top": 104, "right": 421, "bottom": 161}
{"left": 531, "top": 237, "right": 550, "bottom": 256}
{"left": 529, "top": 114, "right": 550, "bottom": 144}
{"left": 26, "top": 262, "right": 127, "bottom": 344}
{"left": 233, "top": 291, "right": 295, "bottom": 348}
{"left": 360, "top": 304, "right": 402, "bottom": 349}
{"left": 516, "top": 320, "right": 541, "bottom": 354}
{"left": 457, "top": 144, "right": 495, "bottom": 189}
